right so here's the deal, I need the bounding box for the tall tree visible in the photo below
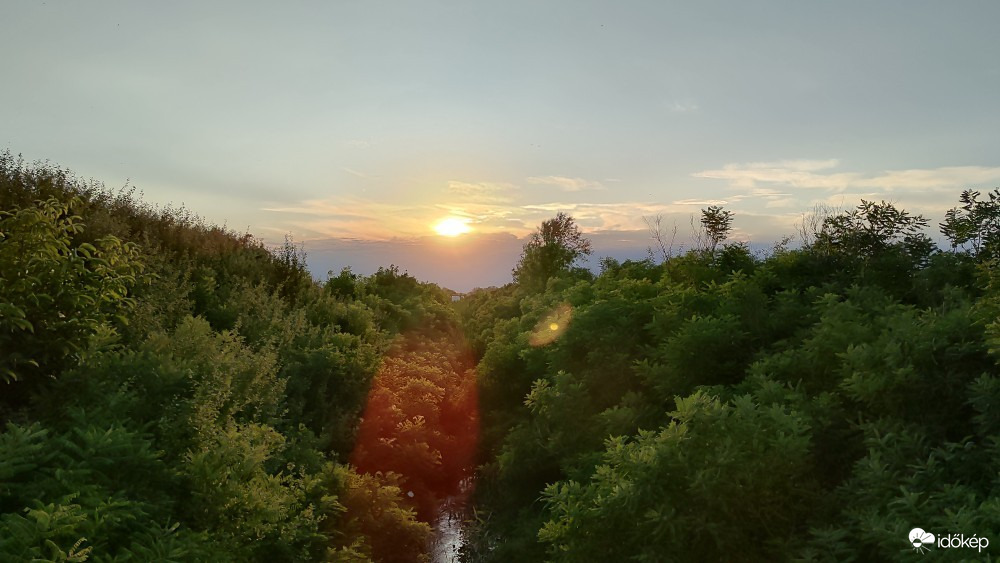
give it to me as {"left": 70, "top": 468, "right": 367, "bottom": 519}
{"left": 700, "top": 205, "right": 733, "bottom": 253}
{"left": 512, "top": 213, "right": 592, "bottom": 290}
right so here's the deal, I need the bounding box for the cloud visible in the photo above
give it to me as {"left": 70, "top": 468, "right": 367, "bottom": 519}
{"left": 693, "top": 159, "right": 854, "bottom": 189}
{"left": 522, "top": 202, "right": 577, "bottom": 212}
{"left": 447, "top": 180, "right": 518, "bottom": 203}
{"left": 858, "top": 166, "right": 1000, "bottom": 190}
{"left": 262, "top": 197, "right": 433, "bottom": 240}
{"left": 725, "top": 188, "right": 794, "bottom": 204}
{"left": 526, "top": 175, "right": 605, "bottom": 191}
{"left": 343, "top": 167, "right": 376, "bottom": 179}
{"left": 520, "top": 201, "right": 696, "bottom": 232}
{"left": 693, "top": 160, "right": 1000, "bottom": 192}
{"left": 673, "top": 198, "right": 729, "bottom": 206}
{"left": 263, "top": 194, "right": 703, "bottom": 242}
{"left": 433, "top": 203, "right": 520, "bottom": 226}
{"left": 264, "top": 160, "right": 1000, "bottom": 248}
{"left": 264, "top": 195, "right": 543, "bottom": 241}
{"left": 668, "top": 100, "right": 700, "bottom": 113}
{"left": 764, "top": 197, "right": 798, "bottom": 208}
{"left": 346, "top": 139, "right": 371, "bottom": 149}
{"left": 749, "top": 188, "right": 793, "bottom": 197}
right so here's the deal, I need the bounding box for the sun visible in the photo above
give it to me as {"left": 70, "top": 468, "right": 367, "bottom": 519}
{"left": 433, "top": 217, "right": 471, "bottom": 237}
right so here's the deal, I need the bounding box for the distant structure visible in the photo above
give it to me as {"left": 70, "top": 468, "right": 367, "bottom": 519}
{"left": 450, "top": 292, "right": 465, "bottom": 302}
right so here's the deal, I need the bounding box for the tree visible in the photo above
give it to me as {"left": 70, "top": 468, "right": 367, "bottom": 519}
{"left": 326, "top": 266, "right": 362, "bottom": 300}
{"left": 700, "top": 205, "right": 733, "bottom": 253}
{"left": 796, "top": 203, "right": 837, "bottom": 246}
{"left": 814, "top": 199, "right": 932, "bottom": 260}
{"left": 643, "top": 213, "right": 678, "bottom": 263}
{"left": 512, "top": 213, "right": 592, "bottom": 290}
{"left": 940, "top": 188, "right": 1000, "bottom": 259}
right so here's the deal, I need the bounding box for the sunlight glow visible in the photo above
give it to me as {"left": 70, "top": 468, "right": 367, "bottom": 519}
{"left": 530, "top": 304, "right": 573, "bottom": 347}
{"left": 434, "top": 217, "right": 472, "bottom": 237}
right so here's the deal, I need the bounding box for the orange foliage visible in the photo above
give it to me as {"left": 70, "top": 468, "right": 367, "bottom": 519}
{"left": 350, "top": 329, "right": 479, "bottom": 518}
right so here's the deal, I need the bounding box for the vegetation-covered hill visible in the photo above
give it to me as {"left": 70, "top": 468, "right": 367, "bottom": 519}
{"left": 4, "top": 151, "right": 1000, "bottom": 561}
{"left": 0, "top": 153, "right": 469, "bottom": 561}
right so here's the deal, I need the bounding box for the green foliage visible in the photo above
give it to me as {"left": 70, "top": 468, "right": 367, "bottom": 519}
{"left": 0, "top": 198, "right": 144, "bottom": 384}
{"left": 8, "top": 154, "right": 1000, "bottom": 561}
{"left": 0, "top": 157, "right": 459, "bottom": 561}
{"left": 940, "top": 188, "right": 1000, "bottom": 259}
{"left": 327, "top": 266, "right": 362, "bottom": 300}
{"left": 641, "top": 313, "right": 751, "bottom": 398}
{"left": 539, "top": 392, "right": 816, "bottom": 562}
{"left": 454, "top": 283, "right": 520, "bottom": 359}
{"left": 813, "top": 200, "right": 934, "bottom": 276}
{"left": 334, "top": 468, "right": 433, "bottom": 563}
{"left": 799, "top": 420, "right": 1000, "bottom": 561}
{"left": 816, "top": 199, "right": 930, "bottom": 254}
{"left": 181, "top": 422, "right": 339, "bottom": 558}
{"left": 0, "top": 418, "right": 235, "bottom": 561}
{"left": 715, "top": 241, "right": 755, "bottom": 275}
{"left": 361, "top": 265, "right": 456, "bottom": 335}
{"left": 469, "top": 195, "right": 1000, "bottom": 561}
{"left": 0, "top": 498, "right": 93, "bottom": 562}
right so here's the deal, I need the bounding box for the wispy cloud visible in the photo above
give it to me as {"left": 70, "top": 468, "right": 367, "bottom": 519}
{"left": 263, "top": 198, "right": 432, "bottom": 240}
{"left": 693, "top": 160, "right": 1000, "bottom": 192}
{"left": 522, "top": 202, "right": 576, "bottom": 212}
{"left": 764, "top": 197, "right": 798, "bottom": 208}
{"left": 668, "top": 100, "right": 700, "bottom": 113}
{"left": 693, "top": 159, "right": 852, "bottom": 189}
{"left": 263, "top": 195, "right": 699, "bottom": 242}
{"left": 262, "top": 159, "right": 1000, "bottom": 246}
{"left": 343, "top": 167, "right": 377, "bottom": 179}
{"left": 346, "top": 139, "right": 371, "bottom": 149}
{"left": 433, "top": 203, "right": 518, "bottom": 225}
{"left": 526, "top": 175, "right": 605, "bottom": 191}
{"left": 279, "top": 154, "right": 991, "bottom": 245}
{"left": 673, "top": 198, "right": 729, "bottom": 206}
{"left": 749, "top": 188, "right": 793, "bottom": 198}
{"left": 519, "top": 201, "right": 692, "bottom": 232}
{"left": 447, "top": 180, "right": 518, "bottom": 203}
{"left": 726, "top": 188, "right": 793, "bottom": 204}
{"left": 859, "top": 166, "right": 1000, "bottom": 190}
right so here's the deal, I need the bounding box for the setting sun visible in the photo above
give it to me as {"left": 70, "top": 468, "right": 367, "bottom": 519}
{"left": 433, "top": 217, "right": 471, "bottom": 237}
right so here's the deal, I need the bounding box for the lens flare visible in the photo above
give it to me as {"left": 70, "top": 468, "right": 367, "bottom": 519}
{"left": 530, "top": 303, "right": 573, "bottom": 347}
{"left": 350, "top": 330, "right": 479, "bottom": 519}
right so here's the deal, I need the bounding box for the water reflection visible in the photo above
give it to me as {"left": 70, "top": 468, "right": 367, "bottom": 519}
{"left": 431, "top": 478, "right": 474, "bottom": 563}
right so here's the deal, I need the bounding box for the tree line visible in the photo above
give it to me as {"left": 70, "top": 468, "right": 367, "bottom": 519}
{"left": 458, "top": 194, "right": 1000, "bottom": 561}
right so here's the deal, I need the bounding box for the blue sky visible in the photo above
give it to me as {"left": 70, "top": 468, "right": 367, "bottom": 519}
{"left": 4, "top": 1, "right": 1000, "bottom": 289}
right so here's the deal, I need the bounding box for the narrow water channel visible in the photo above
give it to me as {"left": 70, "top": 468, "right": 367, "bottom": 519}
{"left": 430, "top": 478, "right": 473, "bottom": 563}
{"left": 430, "top": 502, "right": 463, "bottom": 562}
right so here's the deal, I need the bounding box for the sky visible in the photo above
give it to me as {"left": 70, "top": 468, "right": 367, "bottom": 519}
{"left": 3, "top": 1, "right": 1000, "bottom": 290}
